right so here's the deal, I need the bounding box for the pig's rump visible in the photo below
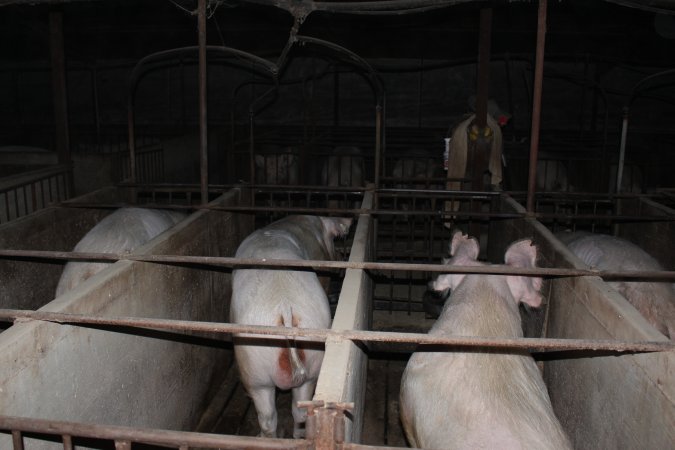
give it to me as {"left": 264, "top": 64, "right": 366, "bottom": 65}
{"left": 55, "top": 208, "right": 185, "bottom": 297}
{"left": 231, "top": 268, "right": 330, "bottom": 391}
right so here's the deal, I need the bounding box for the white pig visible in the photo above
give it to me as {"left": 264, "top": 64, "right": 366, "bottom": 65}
{"left": 400, "top": 232, "right": 571, "bottom": 450}
{"left": 321, "top": 146, "right": 365, "bottom": 210}
{"left": 321, "top": 146, "right": 365, "bottom": 188}
{"left": 230, "top": 215, "right": 352, "bottom": 438}
{"left": 391, "top": 152, "right": 442, "bottom": 190}
{"left": 55, "top": 208, "right": 186, "bottom": 297}
{"left": 536, "top": 160, "right": 570, "bottom": 192}
{"left": 560, "top": 231, "right": 675, "bottom": 339}
{"left": 255, "top": 148, "right": 299, "bottom": 185}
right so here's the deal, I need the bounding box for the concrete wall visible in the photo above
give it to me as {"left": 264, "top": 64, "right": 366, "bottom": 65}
{"left": 0, "top": 206, "right": 111, "bottom": 312}
{"left": 0, "top": 188, "right": 254, "bottom": 448}
{"left": 490, "top": 195, "right": 674, "bottom": 450}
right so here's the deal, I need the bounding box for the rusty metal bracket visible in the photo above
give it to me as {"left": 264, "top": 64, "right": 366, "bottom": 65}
{"left": 297, "top": 401, "right": 354, "bottom": 449}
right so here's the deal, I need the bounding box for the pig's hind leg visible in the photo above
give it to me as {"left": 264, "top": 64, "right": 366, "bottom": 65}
{"left": 249, "top": 386, "right": 278, "bottom": 438}
{"left": 291, "top": 380, "right": 316, "bottom": 438}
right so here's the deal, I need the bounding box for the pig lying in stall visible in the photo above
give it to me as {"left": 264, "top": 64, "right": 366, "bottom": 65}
{"left": 55, "top": 207, "right": 186, "bottom": 297}
{"left": 400, "top": 232, "right": 571, "bottom": 450}
{"left": 558, "top": 231, "right": 675, "bottom": 339}
{"left": 230, "top": 215, "right": 352, "bottom": 438}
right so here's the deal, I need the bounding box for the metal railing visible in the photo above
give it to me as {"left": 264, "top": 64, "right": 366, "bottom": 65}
{"left": 0, "top": 164, "right": 72, "bottom": 224}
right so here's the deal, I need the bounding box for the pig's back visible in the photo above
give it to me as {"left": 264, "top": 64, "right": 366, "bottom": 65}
{"left": 401, "top": 276, "right": 570, "bottom": 449}
{"left": 567, "top": 234, "right": 662, "bottom": 272}
{"left": 56, "top": 208, "right": 185, "bottom": 296}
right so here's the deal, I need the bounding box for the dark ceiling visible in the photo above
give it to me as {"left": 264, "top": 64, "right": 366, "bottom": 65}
{"left": 1, "top": 0, "right": 675, "bottom": 69}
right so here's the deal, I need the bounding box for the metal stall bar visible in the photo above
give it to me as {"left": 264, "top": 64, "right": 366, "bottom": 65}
{"left": 617, "top": 68, "right": 675, "bottom": 193}
{"left": 0, "top": 415, "right": 309, "bottom": 450}
{"left": 126, "top": 46, "right": 276, "bottom": 189}
{"left": 198, "top": 0, "right": 208, "bottom": 204}
{"left": 49, "top": 9, "right": 71, "bottom": 167}
{"left": 0, "top": 309, "right": 671, "bottom": 354}
{"left": 526, "top": 0, "right": 547, "bottom": 213}
{"left": 3, "top": 248, "right": 675, "bottom": 281}
{"left": 292, "top": 36, "right": 385, "bottom": 208}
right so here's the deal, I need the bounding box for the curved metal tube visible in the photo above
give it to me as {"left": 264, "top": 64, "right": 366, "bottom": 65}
{"left": 244, "top": 0, "right": 474, "bottom": 14}
{"left": 617, "top": 68, "right": 675, "bottom": 192}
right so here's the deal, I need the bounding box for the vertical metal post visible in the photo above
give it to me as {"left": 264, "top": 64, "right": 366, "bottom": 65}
{"left": 127, "top": 95, "right": 137, "bottom": 185}
{"left": 198, "top": 0, "right": 209, "bottom": 205}
{"left": 616, "top": 107, "right": 629, "bottom": 193}
{"left": 475, "top": 7, "right": 492, "bottom": 130}
{"left": 333, "top": 68, "right": 340, "bottom": 126}
{"left": 504, "top": 53, "right": 514, "bottom": 127}
{"left": 374, "top": 104, "right": 383, "bottom": 210}
{"left": 62, "top": 435, "right": 73, "bottom": 450}
{"left": 49, "top": 10, "right": 70, "bottom": 165}
{"left": 11, "top": 430, "right": 23, "bottom": 450}
{"left": 417, "top": 56, "right": 424, "bottom": 128}
{"left": 579, "top": 54, "right": 589, "bottom": 141}
{"left": 91, "top": 67, "right": 101, "bottom": 150}
{"left": 526, "top": 0, "right": 548, "bottom": 213}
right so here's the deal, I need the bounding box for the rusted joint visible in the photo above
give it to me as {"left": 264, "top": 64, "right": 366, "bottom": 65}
{"left": 297, "top": 399, "right": 323, "bottom": 441}
{"left": 326, "top": 402, "right": 353, "bottom": 445}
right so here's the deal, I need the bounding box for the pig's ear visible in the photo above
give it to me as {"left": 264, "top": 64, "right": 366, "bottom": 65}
{"left": 255, "top": 154, "right": 265, "bottom": 168}
{"left": 321, "top": 217, "right": 353, "bottom": 237}
{"left": 449, "top": 231, "right": 479, "bottom": 261}
{"left": 504, "top": 239, "right": 543, "bottom": 308}
{"left": 430, "top": 274, "right": 455, "bottom": 293}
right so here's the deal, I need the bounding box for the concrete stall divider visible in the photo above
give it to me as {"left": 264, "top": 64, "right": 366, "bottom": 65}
{"left": 0, "top": 187, "right": 254, "bottom": 448}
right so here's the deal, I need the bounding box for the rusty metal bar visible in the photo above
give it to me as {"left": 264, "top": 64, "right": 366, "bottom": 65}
{"left": 526, "top": 0, "right": 547, "bottom": 213}
{"left": 344, "top": 444, "right": 409, "bottom": 450}
{"left": 374, "top": 103, "right": 383, "bottom": 210}
{"left": 198, "top": 0, "right": 209, "bottom": 205}
{"left": 0, "top": 309, "right": 671, "bottom": 354}
{"left": 11, "top": 430, "right": 23, "bottom": 450}
{"left": 49, "top": 10, "right": 70, "bottom": 165}
{"left": 52, "top": 201, "right": 675, "bottom": 223}
{"left": 114, "top": 440, "right": 130, "bottom": 450}
{"left": 0, "top": 415, "right": 308, "bottom": 450}
{"left": 62, "top": 435, "right": 73, "bottom": 450}
{"left": 474, "top": 7, "right": 492, "bottom": 129}
{"left": 3, "top": 248, "right": 675, "bottom": 280}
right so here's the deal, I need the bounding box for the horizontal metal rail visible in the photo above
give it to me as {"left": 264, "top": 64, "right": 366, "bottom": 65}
{"left": 0, "top": 414, "right": 309, "bottom": 450}
{"left": 1, "top": 249, "right": 675, "bottom": 281}
{"left": 53, "top": 201, "right": 675, "bottom": 222}
{"left": 0, "top": 309, "right": 672, "bottom": 354}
